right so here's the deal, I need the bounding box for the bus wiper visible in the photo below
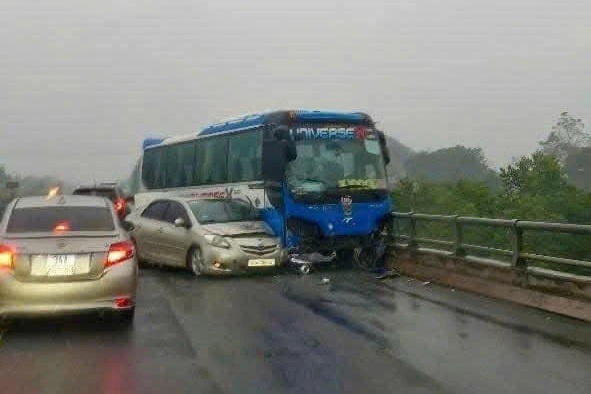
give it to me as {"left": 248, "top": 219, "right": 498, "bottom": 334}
{"left": 328, "top": 186, "right": 384, "bottom": 199}
{"left": 302, "top": 178, "right": 326, "bottom": 185}
{"left": 337, "top": 184, "right": 368, "bottom": 189}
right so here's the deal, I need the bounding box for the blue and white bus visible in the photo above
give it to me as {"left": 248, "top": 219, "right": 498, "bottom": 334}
{"left": 124, "top": 110, "right": 392, "bottom": 260}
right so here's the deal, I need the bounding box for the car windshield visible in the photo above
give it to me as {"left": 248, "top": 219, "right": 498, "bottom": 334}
{"left": 6, "top": 207, "right": 115, "bottom": 233}
{"left": 189, "top": 199, "right": 258, "bottom": 224}
{"left": 286, "top": 126, "right": 387, "bottom": 193}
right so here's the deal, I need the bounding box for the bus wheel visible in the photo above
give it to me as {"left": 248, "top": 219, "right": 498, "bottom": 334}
{"left": 337, "top": 248, "right": 356, "bottom": 267}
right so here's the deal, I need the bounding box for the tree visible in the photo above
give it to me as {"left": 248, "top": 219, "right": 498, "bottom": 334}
{"left": 16, "top": 175, "right": 70, "bottom": 197}
{"left": 0, "top": 165, "right": 7, "bottom": 183}
{"left": 498, "top": 151, "right": 590, "bottom": 225}
{"left": 0, "top": 165, "right": 15, "bottom": 204}
{"left": 540, "top": 111, "right": 590, "bottom": 163}
{"left": 564, "top": 147, "right": 591, "bottom": 191}
{"left": 404, "top": 145, "right": 499, "bottom": 187}
{"left": 383, "top": 135, "right": 414, "bottom": 182}
{"left": 499, "top": 151, "right": 566, "bottom": 198}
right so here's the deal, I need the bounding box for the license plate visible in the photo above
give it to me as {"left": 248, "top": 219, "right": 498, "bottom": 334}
{"left": 247, "top": 259, "right": 275, "bottom": 267}
{"left": 44, "top": 255, "right": 77, "bottom": 276}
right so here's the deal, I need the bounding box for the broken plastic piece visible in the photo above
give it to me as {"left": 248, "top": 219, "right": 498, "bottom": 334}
{"left": 299, "top": 264, "right": 311, "bottom": 275}
{"left": 376, "top": 269, "right": 400, "bottom": 280}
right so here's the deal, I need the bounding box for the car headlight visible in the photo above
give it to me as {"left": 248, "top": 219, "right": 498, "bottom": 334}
{"left": 203, "top": 234, "right": 231, "bottom": 249}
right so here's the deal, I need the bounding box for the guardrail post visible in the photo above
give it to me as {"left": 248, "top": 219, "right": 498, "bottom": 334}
{"left": 511, "top": 219, "right": 527, "bottom": 285}
{"left": 408, "top": 212, "right": 418, "bottom": 248}
{"left": 454, "top": 215, "right": 465, "bottom": 256}
{"left": 389, "top": 213, "right": 396, "bottom": 244}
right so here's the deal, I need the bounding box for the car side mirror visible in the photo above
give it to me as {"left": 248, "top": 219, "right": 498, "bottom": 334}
{"left": 174, "top": 218, "right": 190, "bottom": 228}
{"left": 121, "top": 220, "right": 135, "bottom": 232}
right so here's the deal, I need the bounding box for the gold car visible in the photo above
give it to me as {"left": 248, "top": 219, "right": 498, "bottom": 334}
{"left": 126, "top": 197, "right": 286, "bottom": 275}
{"left": 0, "top": 195, "right": 138, "bottom": 324}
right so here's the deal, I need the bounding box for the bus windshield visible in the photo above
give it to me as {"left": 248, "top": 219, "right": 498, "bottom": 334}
{"left": 285, "top": 128, "right": 387, "bottom": 195}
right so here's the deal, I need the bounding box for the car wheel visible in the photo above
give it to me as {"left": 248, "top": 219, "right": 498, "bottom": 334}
{"left": 131, "top": 238, "right": 147, "bottom": 268}
{"left": 187, "top": 247, "right": 203, "bottom": 277}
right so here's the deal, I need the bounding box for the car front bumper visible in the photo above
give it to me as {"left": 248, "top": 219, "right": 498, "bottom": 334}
{"left": 200, "top": 247, "right": 287, "bottom": 276}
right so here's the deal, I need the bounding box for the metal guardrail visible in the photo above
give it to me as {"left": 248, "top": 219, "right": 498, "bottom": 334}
{"left": 390, "top": 212, "right": 591, "bottom": 279}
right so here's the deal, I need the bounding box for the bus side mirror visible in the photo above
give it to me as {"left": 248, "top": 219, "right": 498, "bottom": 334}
{"left": 262, "top": 140, "right": 287, "bottom": 182}
{"left": 272, "top": 126, "right": 297, "bottom": 162}
{"left": 285, "top": 139, "right": 297, "bottom": 162}
{"left": 382, "top": 148, "right": 391, "bottom": 165}
{"left": 376, "top": 130, "right": 391, "bottom": 165}
{"left": 262, "top": 126, "right": 298, "bottom": 182}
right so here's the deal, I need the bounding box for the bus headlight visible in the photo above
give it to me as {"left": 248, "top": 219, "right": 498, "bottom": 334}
{"left": 204, "top": 234, "right": 231, "bottom": 249}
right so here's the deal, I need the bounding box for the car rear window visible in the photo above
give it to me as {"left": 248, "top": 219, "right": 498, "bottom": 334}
{"left": 73, "top": 188, "right": 117, "bottom": 201}
{"left": 6, "top": 207, "right": 115, "bottom": 233}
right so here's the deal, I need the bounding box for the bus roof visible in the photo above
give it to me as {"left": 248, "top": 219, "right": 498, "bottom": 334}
{"left": 141, "top": 110, "right": 374, "bottom": 150}
{"left": 142, "top": 133, "right": 199, "bottom": 150}
{"left": 199, "top": 109, "right": 372, "bottom": 136}
{"left": 142, "top": 138, "right": 167, "bottom": 150}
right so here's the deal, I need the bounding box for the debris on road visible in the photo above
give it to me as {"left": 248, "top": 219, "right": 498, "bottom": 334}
{"left": 320, "top": 278, "right": 331, "bottom": 285}
{"left": 422, "top": 281, "right": 431, "bottom": 286}
{"left": 376, "top": 269, "right": 400, "bottom": 280}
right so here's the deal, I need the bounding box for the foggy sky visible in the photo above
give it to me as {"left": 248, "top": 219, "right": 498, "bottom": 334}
{"left": 1, "top": 0, "right": 590, "bottom": 183}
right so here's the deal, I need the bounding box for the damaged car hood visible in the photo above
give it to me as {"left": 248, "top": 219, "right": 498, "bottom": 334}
{"left": 200, "top": 221, "right": 272, "bottom": 237}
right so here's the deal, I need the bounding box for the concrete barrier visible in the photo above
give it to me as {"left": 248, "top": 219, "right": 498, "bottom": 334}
{"left": 387, "top": 247, "right": 591, "bottom": 322}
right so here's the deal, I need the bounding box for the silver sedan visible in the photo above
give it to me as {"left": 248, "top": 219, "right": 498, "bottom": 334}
{"left": 0, "top": 195, "right": 138, "bottom": 325}
{"left": 125, "top": 197, "right": 286, "bottom": 276}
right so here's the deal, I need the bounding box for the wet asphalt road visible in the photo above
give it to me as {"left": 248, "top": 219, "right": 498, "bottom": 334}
{"left": 1, "top": 266, "right": 590, "bottom": 394}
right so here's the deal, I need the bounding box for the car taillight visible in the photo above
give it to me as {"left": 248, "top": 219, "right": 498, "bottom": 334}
{"left": 53, "top": 221, "right": 70, "bottom": 232}
{"left": 114, "top": 198, "right": 125, "bottom": 213}
{"left": 0, "top": 244, "right": 15, "bottom": 270}
{"left": 105, "top": 241, "right": 134, "bottom": 268}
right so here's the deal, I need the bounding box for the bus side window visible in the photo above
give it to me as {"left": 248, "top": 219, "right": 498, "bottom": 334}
{"left": 180, "top": 141, "right": 195, "bottom": 187}
{"left": 164, "top": 144, "right": 180, "bottom": 188}
{"left": 142, "top": 148, "right": 161, "bottom": 189}
{"left": 202, "top": 136, "right": 228, "bottom": 184}
{"left": 228, "top": 129, "right": 262, "bottom": 182}
{"left": 254, "top": 143, "right": 262, "bottom": 179}
{"left": 127, "top": 159, "right": 140, "bottom": 195}
{"left": 194, "top": 140, "right": 206, "bottom": 185}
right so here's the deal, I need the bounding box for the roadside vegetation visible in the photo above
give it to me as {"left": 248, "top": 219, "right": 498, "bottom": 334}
{"left": 392, "top": 112, "right": 591, "bottom": 275}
